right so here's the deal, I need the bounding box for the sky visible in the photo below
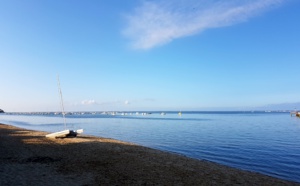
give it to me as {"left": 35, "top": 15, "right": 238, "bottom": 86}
{"left": 0, "top": 0, "right": 300, "bottom": 112}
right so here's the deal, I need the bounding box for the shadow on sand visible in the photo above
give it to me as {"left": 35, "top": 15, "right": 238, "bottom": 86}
{"left": 0, "top": 124, "right": 298, "bottom": 186}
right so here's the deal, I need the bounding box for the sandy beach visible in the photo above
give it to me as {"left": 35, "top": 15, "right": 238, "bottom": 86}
{"left": 0, "top": 123, "right": 298, "bottom": 186}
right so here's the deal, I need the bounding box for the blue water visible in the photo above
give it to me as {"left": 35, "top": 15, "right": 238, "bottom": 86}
{"left": 1, "top": 111, "right": 300, "bottom": 183}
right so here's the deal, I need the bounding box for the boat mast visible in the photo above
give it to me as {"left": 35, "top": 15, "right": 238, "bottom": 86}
{"left": 57, "top": 75, "right": 67, "bottom": 129}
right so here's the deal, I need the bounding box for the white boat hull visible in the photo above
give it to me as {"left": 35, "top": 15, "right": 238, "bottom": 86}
{"left": 46, "top": 130, "right": 71, "bottom": 138}
{"left": 45, "top": 129, "right": 83, "bottom": 138}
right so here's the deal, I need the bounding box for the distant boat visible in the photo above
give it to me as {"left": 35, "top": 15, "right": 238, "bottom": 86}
{"left": 178, "top": 111, "right": 182, "bottom": 116}
{"left": 46, "top": 75, "right": 83, "bottom": 138}
{"left": 290, "top": 111, "right": 300, "bottom": 117}
{"left": 161, "top": 112, "right": 166, "bottom": 115}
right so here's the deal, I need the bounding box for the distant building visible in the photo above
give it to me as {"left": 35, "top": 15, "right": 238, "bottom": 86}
{"left": 0, "top": 109, "right": 4, "bottom": 113}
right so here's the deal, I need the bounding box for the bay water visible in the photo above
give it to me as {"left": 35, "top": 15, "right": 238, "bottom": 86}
{"left": 1, "top": 111, "right": 300, "bottom": 183}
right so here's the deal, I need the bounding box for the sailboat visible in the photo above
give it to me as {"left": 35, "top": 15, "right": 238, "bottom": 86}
{"left": 46, "top": 75, "right": 83, "bottom": 138}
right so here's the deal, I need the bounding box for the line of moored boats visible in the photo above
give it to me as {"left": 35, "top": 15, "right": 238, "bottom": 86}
{"left": 2, "top": 111, "right": 179, "bottom": 116}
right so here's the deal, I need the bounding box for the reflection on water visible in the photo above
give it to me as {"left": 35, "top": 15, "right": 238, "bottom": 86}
{"left": 1, "top": 112, "right": 300, "bottom": 183}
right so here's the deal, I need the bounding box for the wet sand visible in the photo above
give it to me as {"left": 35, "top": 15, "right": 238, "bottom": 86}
{"left": 0, "top": 123, "right": 298, "bottom": 185}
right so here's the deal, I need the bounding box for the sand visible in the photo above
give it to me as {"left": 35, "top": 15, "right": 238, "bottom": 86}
{"left": 0, "top": 123, "right": 298, "bottom": 186}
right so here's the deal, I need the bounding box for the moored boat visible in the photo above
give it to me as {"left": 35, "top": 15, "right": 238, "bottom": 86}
{"left": 290, "top": 111, "right": 300, "bottom": 117}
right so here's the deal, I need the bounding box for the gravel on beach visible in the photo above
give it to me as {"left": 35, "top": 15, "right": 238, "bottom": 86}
{"left": 0, "top": 123, "right": 298, "bottom": 186}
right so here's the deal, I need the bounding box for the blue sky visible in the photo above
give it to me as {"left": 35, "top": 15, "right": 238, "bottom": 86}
{"left": 0, "top": 0, "right": 300, "bottom": 112}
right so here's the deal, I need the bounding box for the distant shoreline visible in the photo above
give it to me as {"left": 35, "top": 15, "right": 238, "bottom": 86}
{"left": 0, "top": 123, "right": 298, "bottom": 185}
{"left": 1, "top": 110, "right": 293, "bottom": 115}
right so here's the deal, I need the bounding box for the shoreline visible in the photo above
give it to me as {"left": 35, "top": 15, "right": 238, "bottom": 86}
{"left": 0, "top": 123, "right": 299, "bottom": 185}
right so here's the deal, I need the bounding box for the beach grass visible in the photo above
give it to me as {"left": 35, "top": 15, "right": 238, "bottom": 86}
{"left": 0, "top": 123, "right": 298, "bottom": 186}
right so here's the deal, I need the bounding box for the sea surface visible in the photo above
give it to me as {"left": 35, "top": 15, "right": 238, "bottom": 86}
{"left": 1, "top": 111, "right": 300, "bottom": 183}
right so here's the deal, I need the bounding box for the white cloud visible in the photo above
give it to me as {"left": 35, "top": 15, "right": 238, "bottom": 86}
{"left": 81, "top": 100, "right": 98, "bottom": 105}
{"left": 123, "top": 0, "right": 286, "bottom": 49}
{"left": 97, "top": 99, "right": 154, "bottom": 106}
{"left": 87, "top": 100, "right": 131, "bottom": 106}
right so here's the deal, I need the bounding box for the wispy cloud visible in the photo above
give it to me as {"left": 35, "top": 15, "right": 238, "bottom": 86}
{"left": 81, "top": 100, "right": 98, "bottom": 105}
{"left": 80, "top": 100, "right": 131, "bottom": 106}
{"left": 123, "top": 0, "right": 286, "bottom": 49}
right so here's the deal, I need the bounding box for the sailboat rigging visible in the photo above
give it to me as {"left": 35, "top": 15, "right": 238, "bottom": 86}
{"left": 46, "top": 75, "right": 83, "bottom": 138}
{"left": 57, "top": 75, "right": 67, "bottom": 130}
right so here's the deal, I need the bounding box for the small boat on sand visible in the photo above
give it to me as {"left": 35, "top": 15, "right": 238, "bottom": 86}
{"left": 46, "top": 75, "right": 83, "bottom": 138}
{"left": 46, "top": 129, "right": 83, "bottom": 138}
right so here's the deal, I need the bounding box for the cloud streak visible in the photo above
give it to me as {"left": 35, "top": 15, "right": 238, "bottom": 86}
{"left": 123, "top": 0, "right": 286, "bottom": 49}
{"left": 80, "top": 99, "right": 156, "bottom": 106}
{"left": 81, "top": 100, "right": 98, "bottom": 105}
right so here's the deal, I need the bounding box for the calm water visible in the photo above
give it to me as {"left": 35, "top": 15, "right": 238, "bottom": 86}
{"left": 1, "top": 111, "right": 300, "bottom": 183}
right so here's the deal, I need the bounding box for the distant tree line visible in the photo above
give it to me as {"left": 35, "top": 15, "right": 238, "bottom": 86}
{"left": 0, "top": 109, "right": 4, "bottom": 113}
